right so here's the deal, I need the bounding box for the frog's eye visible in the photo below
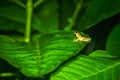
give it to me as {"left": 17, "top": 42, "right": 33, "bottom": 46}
{"left": 74, "top": 32, "right": 78, "bottom": 34}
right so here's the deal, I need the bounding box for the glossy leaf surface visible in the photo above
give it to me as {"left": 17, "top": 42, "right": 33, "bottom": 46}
{"left": 0, "top": 31, "right": 88, "bottom": 77}
{"left": 51, "top": 50, "right": 120, "bottom": 80}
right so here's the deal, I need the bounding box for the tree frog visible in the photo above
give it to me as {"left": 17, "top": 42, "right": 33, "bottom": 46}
{"left": 73, "top": 32, "right": 91, "bottom": 42}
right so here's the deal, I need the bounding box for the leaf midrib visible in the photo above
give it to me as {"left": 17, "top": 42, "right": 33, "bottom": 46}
{"left": 35, "top": 40, "right": 42, "bottom": 74}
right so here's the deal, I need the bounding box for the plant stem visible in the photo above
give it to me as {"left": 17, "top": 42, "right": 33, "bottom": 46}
{"left": 24, "top": 0, "right": 33, "bottom": 42}
{"left": 64, "top": 0, "right": 83, "bottom": 30}
{"left": 34, "top": 0, "right": 44, "bottom": 8}
{"left": 10, "top": 0, "right": 26, "bottom": 8}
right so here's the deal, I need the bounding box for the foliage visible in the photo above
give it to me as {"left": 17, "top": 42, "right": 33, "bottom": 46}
{"left": 0, "top": 0, "right": 120, "bottom": 80}
{"left": 106, "top": 23, "right": 120, "bottom": 56}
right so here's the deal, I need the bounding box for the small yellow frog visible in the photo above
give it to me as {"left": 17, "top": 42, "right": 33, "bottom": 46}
{"left": 73, "top": 32, "right": 91, "bottom": 42}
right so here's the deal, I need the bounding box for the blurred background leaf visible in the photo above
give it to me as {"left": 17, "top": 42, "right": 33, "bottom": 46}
{"left": 77, "top": 0, "right": 120, "bottom": 31}
{"left": 0, "top": 0, "right": 59, "bottom": 34}
{"left": 106, "top": 23, "right": 120, "bottom": 56}
{"left": 59, "top": 0, "right": 75, "bottom": 29}
{"left": 34, "top": 0, "right": 59, "bottom": 34}
{"left": 0, "top": 4, "right": 26, "bottom": 33}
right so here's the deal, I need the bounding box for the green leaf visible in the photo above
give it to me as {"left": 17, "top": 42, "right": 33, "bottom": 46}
{"left": 60, "top": 0, "right": 75, "bottom": 29}
{"left": 0, "top": 31, "right": 89, "bottom": 77}
{"left": 0, "top": 0, "right": 58, "bottom": 34}
{"left": 0, "top": 5, "right": 26, "bottom": 23}
{"left": 50, "top": 50, "right": 120, "bottom": 80}
{"left": 35, "top": 0, "right": 59, "bottom": 33}
{"left": 0, "top": 5, "right": 25, "bottom": 32}
{"left": 106, "top": 23, "right": 120, "bottom": 56}
{"left": 77, "top": 0, "right": 120, "bottom": 31}
{"left": 0, "top": 17, "right": 24, "bottom": 32}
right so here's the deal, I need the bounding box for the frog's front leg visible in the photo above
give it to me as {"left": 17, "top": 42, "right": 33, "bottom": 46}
{"left": 73, "top": 38, "right": 79, "bottom": 42}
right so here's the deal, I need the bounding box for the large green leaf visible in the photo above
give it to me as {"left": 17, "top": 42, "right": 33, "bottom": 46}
{"left": 51, "top": 50, "right": 120, "bottom": 80}
{"left": 106, "top": 23, "right": 120, "bottom": 56}
{"left": 0, "top": 31, "right": 89, "bottom": 77}
{"left": 77, "top": 0, "right": 120, "bottom": 31}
